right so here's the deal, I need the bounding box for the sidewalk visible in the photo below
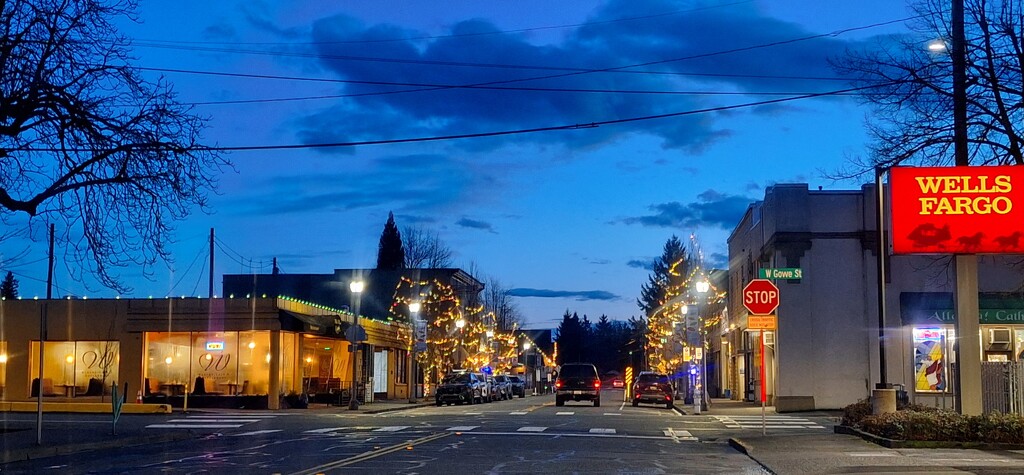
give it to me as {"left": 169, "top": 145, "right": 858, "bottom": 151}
{"left": 704, "top": 398, "right": 1024, "bottom": 474}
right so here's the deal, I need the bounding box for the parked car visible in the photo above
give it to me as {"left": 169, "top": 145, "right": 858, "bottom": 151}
{"left": 632, "top": 371, "right": 674, "bottom": 409}
{"left": 508, "top": 375, "right": 526, "bottom": 398}
{"left": 477, "top": 372, "right": 496, "bottom": 403}
{"left": 493, "top": 374, "right": 513, "bottom": 400}
{"left": 554, "top": 363, "right": 601, "bottom": 407}
{"left": 435, "top": 372, "right": 483, "bottom": 406}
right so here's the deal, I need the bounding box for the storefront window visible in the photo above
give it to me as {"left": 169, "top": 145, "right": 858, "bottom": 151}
{"left": 913, "top": 327, "right": 950, "bottom": 392}
{"left": 29, "top": 340, "right": 119, "bottom": 396}
{"left": 145, "top": 331, "right": 273, "bottom": 395}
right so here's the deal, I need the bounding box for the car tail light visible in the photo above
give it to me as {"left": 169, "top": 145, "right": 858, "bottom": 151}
{"left": 593, "top": 381, "right": 601, "bottom": 389}
{"left": 555, "top": 380, "right": 562, "bottom": 389}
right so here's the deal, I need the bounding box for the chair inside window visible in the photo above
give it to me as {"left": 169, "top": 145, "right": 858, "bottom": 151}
{"left": 82, "top": 378, "right": 104, "bottom": 397}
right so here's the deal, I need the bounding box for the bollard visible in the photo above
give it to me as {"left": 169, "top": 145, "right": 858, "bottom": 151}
{"left": 871, "top": 388, "right": 896, "bottom": 415}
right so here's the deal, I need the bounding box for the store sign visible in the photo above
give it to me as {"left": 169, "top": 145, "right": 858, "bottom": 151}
{"left": 891, "top": 166, "right": 1024, "bottom": 254}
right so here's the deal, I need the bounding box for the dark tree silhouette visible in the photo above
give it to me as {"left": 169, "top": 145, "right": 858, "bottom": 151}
{"left": 834, "top": 0, "right": 1024, "bottom": 171}
{"left": 0, "top": 271, "right": 18, "bottom": 299}
{"left": 0, "top": 0, "right": 226, "bottom": 292}
{"left": 402, "top": 225, "right": 454, "bottom": 268}
{"left": 376, "top": 212, "right": 406, "bottom": 270}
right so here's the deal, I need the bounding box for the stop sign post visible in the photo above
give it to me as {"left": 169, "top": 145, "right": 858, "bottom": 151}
{"left": 743, "top": 279, "right": 780, "bottom": 315}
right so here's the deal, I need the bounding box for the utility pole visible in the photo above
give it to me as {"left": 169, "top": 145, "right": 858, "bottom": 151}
{"left": 208, "top": 228, "right": 215, "bottom": 299}
{"left": 951, "top": 0, "right": 982, "bottom": 416}
{"left": 36, "top": 224, "right": 54, "bottom": 445}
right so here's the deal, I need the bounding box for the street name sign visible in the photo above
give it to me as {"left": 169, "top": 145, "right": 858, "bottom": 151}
{"left": 748, "top": 314, "right": 777, "bottom": 330}
{"left": 743, "top": 279, "right": 780, "bottom": 315}
{"left": 758, "top": 268, "right": 803, "bottom": 280}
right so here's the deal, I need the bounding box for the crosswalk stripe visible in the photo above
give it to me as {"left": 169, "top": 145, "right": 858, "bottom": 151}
{"left": 517, "top": 426, "right": 547, "bottom": 432}
{"left": 146, "top": 424, "right": 243, "bottom": 429}
{"left": 556, "top": 412, "right": 574, "bottom": 416}
{"left": 446, "top": 426, "right": 479, "bottom": 431}
{"left": 305, "top": 427, "right": 349, "bottom": 434}
{"left": 188, "top": 414, "right": 279, "bottom": 418}
{"left": 232, "top": 430, "right": 283, "bottom": 436}
{"left": 509, "top": 412, "right": 528, "bottom": 415}
{"left": 373, "top": 426, "right": 410, "bottom": 432}
{"left": 589, "top": 428, "right": 616, "bottom": 434}
{"left": 464, "top": 412, "right": 483, "bottom": 415}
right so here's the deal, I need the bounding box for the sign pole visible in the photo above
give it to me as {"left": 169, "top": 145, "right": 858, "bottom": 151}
{"left": 760, "top": 328, "right": 766, "bottom": 435}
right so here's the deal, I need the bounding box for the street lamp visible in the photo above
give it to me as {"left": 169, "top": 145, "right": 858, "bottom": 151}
{"left": 455, "top": 318, "right": 466, "bottom": 369}
{"left": 348, "top": 280, "right": 364, "bottom": 410}
{"left": 408, "top": 301, "right": 421, "bottom": 403}
{"left": 695, "top": 280, "right": 710, "bottom": 413}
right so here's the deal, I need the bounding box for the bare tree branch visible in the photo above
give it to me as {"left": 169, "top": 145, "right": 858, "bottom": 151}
{"left": 0, "top": 0, "right": 229, "bottom": 292}
{"left": 402, "top": 225, "right": 454, "bottom": 269}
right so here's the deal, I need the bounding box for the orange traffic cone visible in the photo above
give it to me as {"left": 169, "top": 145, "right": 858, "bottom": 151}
{"left": 136, "top": 390, "right": 143, "bottom": 404}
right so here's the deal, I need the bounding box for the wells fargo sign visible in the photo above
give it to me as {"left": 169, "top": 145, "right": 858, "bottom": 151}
{"left": 891, "top": 166, "right": 1024, "bottom": 254}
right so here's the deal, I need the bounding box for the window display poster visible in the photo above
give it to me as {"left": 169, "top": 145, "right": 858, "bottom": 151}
{"left": 913, "top": 328, "right": 946, "bottom": 392}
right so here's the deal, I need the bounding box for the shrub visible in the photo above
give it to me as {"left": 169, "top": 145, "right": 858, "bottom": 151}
{"left": 841, "top": 399, "right": 872, "bottom": 426}
{"left": 853, "top": 408, "right": 1024, "bottom": 444}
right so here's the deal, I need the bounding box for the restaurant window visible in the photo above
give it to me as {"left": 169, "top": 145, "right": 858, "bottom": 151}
{"left": 913, "top": 327, "right": 953, "bottom": 392}
{"left": 29, "top": 340, "right": 120, "bottom": 397}
{"left": 396, "top": 349, "right": 408, "bottom": 384}
{"left": 145, "top": 331, "right": 272, "bottom": 396}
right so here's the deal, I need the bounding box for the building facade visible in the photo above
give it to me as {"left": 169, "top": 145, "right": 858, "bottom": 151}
{"left": 724, "top": 183, "right": 1024, "bottom": 411}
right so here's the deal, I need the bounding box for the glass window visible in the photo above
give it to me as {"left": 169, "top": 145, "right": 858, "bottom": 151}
{"left": 913, "top": 327, "right": 949, "bottom": 392}
{"left": 29, "top": 341, "right": 119, "bottom": 396}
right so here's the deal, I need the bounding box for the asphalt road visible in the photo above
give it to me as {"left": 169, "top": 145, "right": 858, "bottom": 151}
{"left": 0, "top": 389, "right": 833, "bottom": 474}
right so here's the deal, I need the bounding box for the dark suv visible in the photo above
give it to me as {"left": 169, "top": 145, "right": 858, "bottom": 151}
{"left": 507, "top": 375, "right": 526, "bottom": 398}
{"left": 555, "top": 363, "right": 601, "bottom": 407}
{"left": 632, "top": 371, "right": 674, "bottom": 409}
{"left": 436, "top": 372, "right": 482, "bottom": 406}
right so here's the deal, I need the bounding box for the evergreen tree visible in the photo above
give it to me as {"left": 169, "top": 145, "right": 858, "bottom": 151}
{"left": 555, "top": 310, "right": 585, "bottom": 365}
{"left": 637, "top": 235, "right": 688, "bottom": 315}
{"left": 0, "top": 272, "right": 16, "bottom": 299}
{"left": 376, "top": 212, "right": 406, "bottom": 270}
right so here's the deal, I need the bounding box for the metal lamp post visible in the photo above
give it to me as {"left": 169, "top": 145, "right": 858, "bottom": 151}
{"left": 455, "top": 318, "right": 466, "bottom": 369}
{"left": 408, "top": 301, "right": 421, "bottom": 404}
{"left": 348, "top": 280, "right": 364, "bottom": 410}
{"left": 695, "top": 280, "right": 710, "bottom": 412}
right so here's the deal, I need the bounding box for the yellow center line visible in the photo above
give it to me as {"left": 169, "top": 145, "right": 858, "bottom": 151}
{"left": 288, "top": 431, "right": 452, "bottom": 475}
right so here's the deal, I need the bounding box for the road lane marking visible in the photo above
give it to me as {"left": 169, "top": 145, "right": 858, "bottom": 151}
{"left": 232, "top": 430, "right": 283, "bottom": 436}
{"left": 603, "top": 413, "right": 621, "bottom": 416}
{"left": 446, "top": 426, "right": 479, "bottom": 431}
{"left": 146, "top": 424, "right": 243, "bottom": 429}
{"left": 372, "top": 426, "right": 410, "bottom": 432}
{"left": 288, "top": 431, "right": 451, "bottom": 475}
{"left": 556, "top": 412, "right": 574, "bottom": 416}
{"left": 304, "top": 427, "right": 349, "bottom": 433}
{"left": 589, "top": 428, "right": 616, "bottom": 434}
{"left": 663, "top": 428, "right": 698, "bottom": 442}
{"left": 509, "top": 412, "right": 528, "bottom": 415}
{"left": 167, "top": 419, "right": 262, "bottom": 423}
{"left": 517, "top": 426, "right": 547, "bottom": 432}
{"left": 463, "top": 412, "right": 483, "bottom": 415}
{"left": 188, "top": 414, "right": 279, "bottom": 418}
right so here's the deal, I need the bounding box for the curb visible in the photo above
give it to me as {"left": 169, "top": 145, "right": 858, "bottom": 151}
{"left": 1, "top": 431, "right": 195, "bottom": 464}
{"left": 728, "top": 438, "right": 777, "bottom": 475}
{"left": 834, "top": 424, "right": 1024, "bottom": 450}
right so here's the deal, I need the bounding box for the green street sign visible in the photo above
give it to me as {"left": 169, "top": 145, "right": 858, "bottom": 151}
{"left": 758, "top": 268, "right": 803, "bottom": 280}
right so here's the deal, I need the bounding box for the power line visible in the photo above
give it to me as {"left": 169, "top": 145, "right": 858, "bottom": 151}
{"left": 35, "top": 83, "right": 882, "bottom": 153}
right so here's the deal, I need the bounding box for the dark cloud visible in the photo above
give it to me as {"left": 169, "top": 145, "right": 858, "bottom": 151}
{"left": 292, "top": 0, "right": 852, "bottom": 152}
{"left": 627, "top": 259, "right": 655, "bottom": 271}
{"left": 707, "top": 252, "right": 728, "bottom": 268}
{"left": 508, "top": 288, "right": 619, "bottom": 301}
{"left": 621, "top": 189, "right": 753, "bottom": 229}
{"left": 222, "top": 153, "right": 479, "bottom": 215}
{"left": 456, "top": 218, "right": 495, "bottom": 232}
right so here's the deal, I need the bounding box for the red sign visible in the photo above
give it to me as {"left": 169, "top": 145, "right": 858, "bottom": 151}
{"left": 891, "top": 166, "right": 1024, "bottom": 254}
{"left": 743, "top": 279, "right": 779, "bottom": 315}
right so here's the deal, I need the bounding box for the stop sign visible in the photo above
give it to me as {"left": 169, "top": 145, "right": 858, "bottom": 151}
{"left": 743, "top": 279, "right": 779, "bottom": 315}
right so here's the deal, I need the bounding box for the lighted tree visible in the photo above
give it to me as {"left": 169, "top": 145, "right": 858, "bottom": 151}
{"left": 638, "top": 236, "right": 693, "bottom": 373}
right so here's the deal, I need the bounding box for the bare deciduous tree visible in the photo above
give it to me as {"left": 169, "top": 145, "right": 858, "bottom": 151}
{"left": 834, "top": 0, "right": 1023, "bottom": 173}
{"left": 484, "top": 277, "right": 523, "bottom": 331}
{"left": 402, "top": 225, "right": 454, "bottom": 269}
{"left": 0, "top": 0, "right": 227, "bottom": 292}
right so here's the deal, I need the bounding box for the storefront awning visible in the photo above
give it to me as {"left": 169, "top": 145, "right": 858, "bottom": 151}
{"left": 901, "top": 292, "right": 1024, "bottom": 325}
{"left": 279, "top": 311, "right": 348, "bottom": 337}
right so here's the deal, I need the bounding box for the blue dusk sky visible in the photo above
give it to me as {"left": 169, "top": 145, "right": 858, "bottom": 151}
{"left": 3, "top": 0, "right": 918, "bottom": 328}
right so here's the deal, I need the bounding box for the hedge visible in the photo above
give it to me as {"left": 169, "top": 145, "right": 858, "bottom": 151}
{"left": 842, "top": 398, "right": 1024, "bottom": 444}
